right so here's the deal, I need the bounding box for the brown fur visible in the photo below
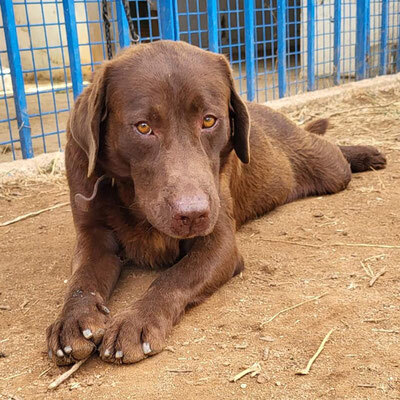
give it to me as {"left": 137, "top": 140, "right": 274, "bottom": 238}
{"left": 47, "top": 41, "right": 386, "bottom": 365}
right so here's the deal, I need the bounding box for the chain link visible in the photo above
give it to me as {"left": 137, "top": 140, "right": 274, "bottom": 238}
{"left": 102, "top": 0, "right": 140, "bottom": 60}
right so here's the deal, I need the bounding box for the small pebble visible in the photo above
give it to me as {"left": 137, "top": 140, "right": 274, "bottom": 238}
{"left": 259, "top": 336, "right": 275, "bottom": 342}
{"left": 257, "top": 375, "right": 267, "bottom": 384}
{"left": 347, "top": 282, "right": 357, "bottom": 290}
{"left": 240, "top": 383, "right": 247, "bottom": 389}
{"left": 69, "top": 382, "right": 80, "bottom": 390}
{"left": 223, "top": 361, "right": 230, "bottom": 366}
{"left": 275, "top": 381, "right": 281, "bottom": 386}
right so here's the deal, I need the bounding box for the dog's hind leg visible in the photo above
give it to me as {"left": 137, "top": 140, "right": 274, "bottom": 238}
{"left": 339, "top": 145, "right": 387, "bottom": 173}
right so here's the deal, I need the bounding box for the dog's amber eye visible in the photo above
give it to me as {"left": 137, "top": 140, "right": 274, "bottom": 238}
{"left": 202, "top": 115, "right": 216, "bottom": 129}
{"left": 136, "top": 122, "right": 152, "bottom": 135}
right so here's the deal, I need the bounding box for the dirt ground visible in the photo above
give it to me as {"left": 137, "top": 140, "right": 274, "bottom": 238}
{"left": 1, "top": 83, "right": 400, "bottom": 400}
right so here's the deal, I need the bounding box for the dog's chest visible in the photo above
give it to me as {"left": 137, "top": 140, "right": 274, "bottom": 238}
{"left": 104, "top": 186, "right": 180, "bottom": 269}
{"left": 120, "top": 224, "right": 180, "bottom": 269}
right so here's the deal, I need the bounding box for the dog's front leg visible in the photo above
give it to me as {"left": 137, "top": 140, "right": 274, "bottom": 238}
{"left": 47, "top": 228, "right": 121, "bottom": 365}
{"left": 100, "top": 209, "right": 242, "bottom": 364}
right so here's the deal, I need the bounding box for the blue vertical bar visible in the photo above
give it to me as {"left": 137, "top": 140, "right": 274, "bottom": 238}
{"left": 355, "top": 0, "right": 370, "bottom": 80}
{"left": 116, "top": 0, "right": 131, "bottom": 48}
{"left": 62, "top": 0, "right": 83, "bottom": 99}
{"left": 158, "top": 0, "right": 178, "bottom": 40}
{"left": 277, "top": 0, "right": 287, "bottom": 98}
{"left": 244, "top": 0, "right": 255, "bottom": 101}
{"left": 333, "top": 0, "right": 341, "bottom": 85}
{"left": 397, "top": 18, "right": 400, "bottom": 73}
{"left": 207, "top": 0, "right": 219, "bottom": 53}
{"left": 1, "top": 0, "right": 33, "bottom": 159}
{"left": 379, "top": 0, "right": 389, "bottom": 75}
{"left": 307, "top": 0, "right": 315, "bottom": 91}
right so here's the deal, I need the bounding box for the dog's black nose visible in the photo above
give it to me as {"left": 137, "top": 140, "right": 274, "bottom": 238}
{"left": 171, "top": 195, "right": 210, "bottom": 236}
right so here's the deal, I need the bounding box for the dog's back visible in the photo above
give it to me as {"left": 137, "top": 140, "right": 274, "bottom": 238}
{"left": 228, "top": 102, "right": 386, "bottom": 226}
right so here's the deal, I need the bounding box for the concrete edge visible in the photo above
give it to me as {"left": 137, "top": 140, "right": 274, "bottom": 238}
{"left": 264, "top": 72, "right": 400, "bottom": 110}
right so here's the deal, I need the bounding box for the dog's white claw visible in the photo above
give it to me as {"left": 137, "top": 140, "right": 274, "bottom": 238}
{"left": 63, "top": 346, "right": 72, "bottom": 355}
{"left": 115, "top": 350, "right": 123, "bottom": 359}
{"left": 142, "top": 342, "right": 152, "bottom": 355}
{"left": 82, "top": 329, "right": 93, "bottom": 339}
{"left": 56, "top": 349, "right": 64, "bottom": 358}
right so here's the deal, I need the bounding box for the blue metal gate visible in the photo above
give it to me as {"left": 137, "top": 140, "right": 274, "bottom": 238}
{"left": 0, "top": 0, "right": 399, "bottom": 161}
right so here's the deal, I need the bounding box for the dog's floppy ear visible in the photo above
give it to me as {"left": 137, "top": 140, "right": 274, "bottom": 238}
{"left": 219, "top": 56, "right": 250, "bottom": 164}
{"left": 68, "top": 64, "right": 109, "bottom": 177}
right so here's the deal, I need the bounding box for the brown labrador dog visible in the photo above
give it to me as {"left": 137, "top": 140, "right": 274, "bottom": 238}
{"left": 47, "top": 40, "right": 386, "bottom": 365}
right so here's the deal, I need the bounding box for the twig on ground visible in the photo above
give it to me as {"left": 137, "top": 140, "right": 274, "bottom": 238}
{"left": 48, "top": 357, "right": 88, "bottom": 390}
{"left": 363, "top": 318, "right": 387, "bottom": 323}
{"left": 296, "top": 329, "right": 335, "bottom": 375}
{"left": 261, "top": 238, "right": 400, "bottom": 250}
{"left": 370, "top": 167, "right": 386, "bottom": 190}
{"left": 372, "top": 328, "right": 400, "bottom": 334}
{"left": 364, "top": 254, "right": 386, "bottom": 262}
{"left": 0, "top": 202, "right": 70, "bottom": 227}
{"left": 261, "top": 238, "right": 321, "bottom": 248}
{"left": 369, "top": 268, "right": 386, "bottom": 287}
{"left": 1, "top": 370, "right": 29, "bottom": 380}
{"left": 165, "top": 369, "right": 193, "bottom": 373}
{"left": 22, "top": 299, "right": 39, "bottom": 315}
{"left": 39, "top": 367, "right": 52, "bottom": 378}
{"left": 358, "top": 384, "right": 377, "bottom": 388}
{"left": 229, "top": 362, "right": 261, "bottom": 382}
{"left": 261, "top": 293, "right": 328, "bottom": 326}
{"left": 360, "top": 261, "right": 374, "bottom": 278}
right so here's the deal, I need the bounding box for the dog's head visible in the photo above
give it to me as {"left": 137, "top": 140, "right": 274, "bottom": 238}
{"left": 69, "top": 41, "right": 250, "bottom": 239}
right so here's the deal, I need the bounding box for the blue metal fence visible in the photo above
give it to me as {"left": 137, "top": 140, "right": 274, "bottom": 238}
{"left": 0, "top": 0, "right": 399, "bottom": 161}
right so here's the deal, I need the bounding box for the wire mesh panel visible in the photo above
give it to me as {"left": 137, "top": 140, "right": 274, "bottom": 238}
{"left": 15, "top": 0, "right": 72, "bottom": 156}
{"left": 286, "top": 0, "right": 306, "bottom": 95}
{"left": 0, "top": 0, "right": 160, "bottom": 161}
{"left": 176, "top": 0, "right": 208, "bottom": 48}
{"left": 254, "top": 0, "right": 278, "bottom": 102}
{"left": 340, "top": 0, "right": 357, "bottom": 82}
{"left": 218, "top": 0, "right": 246, "bottom": 96}
{"left": 313, "top": 0, "right": 334, "bottom": 90}
{"left": 0, "top": 0, "right": 399, "bottom": 161}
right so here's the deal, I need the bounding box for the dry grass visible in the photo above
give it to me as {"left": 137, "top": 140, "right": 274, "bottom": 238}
{"left": 284, "top": 86, "right": 400, "bottom": 150}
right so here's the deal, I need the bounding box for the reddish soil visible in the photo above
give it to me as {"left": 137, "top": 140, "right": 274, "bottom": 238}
{"left": 1, "top": 85, "right": 400, "bottom": 399}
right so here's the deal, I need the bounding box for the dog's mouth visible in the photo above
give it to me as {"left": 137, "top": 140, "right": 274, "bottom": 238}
{"left": 143, "top": 194, "right": 219, "bottom": 240}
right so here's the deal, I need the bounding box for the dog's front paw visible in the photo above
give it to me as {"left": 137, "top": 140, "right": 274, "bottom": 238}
{"left": 99, "top": 304, "right": 171, "bottom": 364}
{"left": 46, "top": 292, "right": 110, "bottom": 365}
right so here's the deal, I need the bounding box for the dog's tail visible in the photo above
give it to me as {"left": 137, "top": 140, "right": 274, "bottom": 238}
{"left": 304, "top": 118, "right": 329, "bottom": 135}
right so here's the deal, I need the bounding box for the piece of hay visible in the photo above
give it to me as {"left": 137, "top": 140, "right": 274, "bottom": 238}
{"left": 261, "top": 293, "right": 327, "bottom": 326}
{"left": 230, "top": 362, "right": 261, "bottom": 382}
{"left": 296, "top": 329, "right": 335, "bottom": 375}
{"left": 48, "top": 358, "right": 88, "bottom": 390}
{"left": 0, "top": 202, "right": 69, "bottom": 227}
{"left": 369, "top": 268, "right": 386, "bottom": 287}
{"left": 262, "top": 238, "right": 400, "bottom": 250}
